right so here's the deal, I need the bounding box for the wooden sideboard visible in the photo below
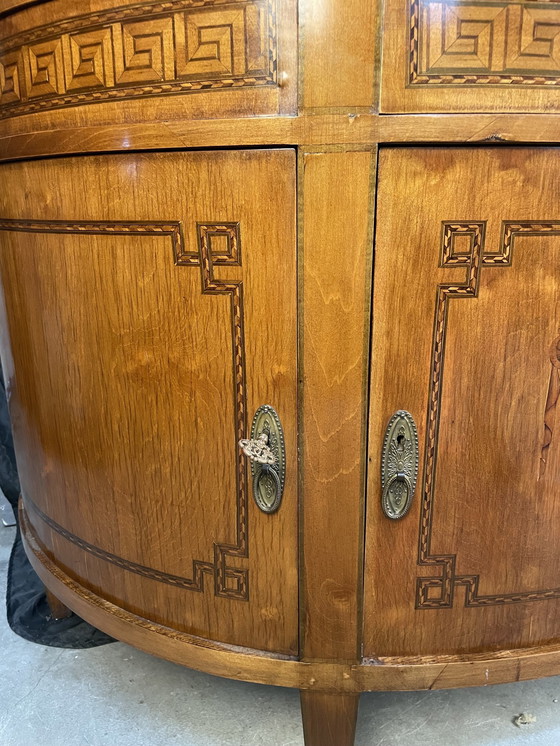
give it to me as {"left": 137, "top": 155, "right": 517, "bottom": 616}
{"left": 2, "top": 1, "right": 560, "bottom": 744}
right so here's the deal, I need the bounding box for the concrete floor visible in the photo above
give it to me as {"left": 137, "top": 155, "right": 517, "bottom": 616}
{"left": 2, "top": 524, "right": 560, "bottom": 746}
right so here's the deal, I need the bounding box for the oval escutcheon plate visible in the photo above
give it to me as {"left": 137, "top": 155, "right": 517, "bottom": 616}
{"left": 381, "top": 410, "right": 419, "bottom": 520}
{"left": 240, "top": 405, "right": 286, "bottom": 514}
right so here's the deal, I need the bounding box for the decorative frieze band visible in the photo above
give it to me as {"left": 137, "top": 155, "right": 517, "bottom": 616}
{"left": 410, "top": 0, "right": 560, "bottom": 86}
{"left": 0, "top": 0, "right": 277, "bottom": 119}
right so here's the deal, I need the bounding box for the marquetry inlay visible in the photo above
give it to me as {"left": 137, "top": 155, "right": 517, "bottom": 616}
{"left": 0, "top": 218, "right": 250, "bottom": 602}
{"left": 410, "top": 0, "right": 560, "bottom": 86}
{"left": 0, "top": 0, "right": 277, "bottom": 119}
{"left": 417, "top": 220, "right": 560, "bottom": 609}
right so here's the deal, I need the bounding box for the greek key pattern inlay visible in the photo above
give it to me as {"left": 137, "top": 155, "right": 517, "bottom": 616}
{"left": 0, "top": 0, "right": 277, "bottom": 120}
{"left": 410, "top": 0, "right": 560, "bottom": 86}
{"left": 0, "top": 218, "right": 249, "bottom": 601}
{"left": 417, "top": 221, "right": 560, "bottom": 609}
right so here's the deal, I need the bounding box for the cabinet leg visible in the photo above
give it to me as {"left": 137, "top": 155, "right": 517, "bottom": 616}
{"left": 45, "top": 588, "right": 72, "bottom": 620}
{"left": 300, "top": 691, "right": 359, "bottom": 746}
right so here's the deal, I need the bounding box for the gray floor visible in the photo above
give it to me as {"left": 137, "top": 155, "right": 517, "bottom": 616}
{"left": 2, "top": 524, "right": 560, "bottom": 746}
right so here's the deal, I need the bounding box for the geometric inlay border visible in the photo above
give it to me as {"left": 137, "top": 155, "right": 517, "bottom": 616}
{"left": 409, "top": 0, "right": 560, "bottom": 86}
{"left": 0, "top": 0, "right": 277, "bottom": 120}
{"left": 417, "top": 220, "right": 560, "bottom": 608}
{"left": 0, "top": 217, "right": 249, "bottom": 601}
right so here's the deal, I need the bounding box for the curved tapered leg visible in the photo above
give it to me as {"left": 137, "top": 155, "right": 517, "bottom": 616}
{"left": 45, "top": 588, "right": 72, "bottom": 620}
{"left": 300, "top": 691, "right": 359, "bottom": 746}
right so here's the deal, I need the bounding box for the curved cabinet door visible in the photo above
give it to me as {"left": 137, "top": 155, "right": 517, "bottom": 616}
{"left": 365, "top": 147, "right": 560, "bottom": 660}
{"left": 0, "top": 149, "right": 298, "bottom": 655}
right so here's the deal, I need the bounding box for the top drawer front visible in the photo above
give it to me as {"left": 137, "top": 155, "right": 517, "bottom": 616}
{"left": 381, "top": 0, "right": 560, "bottom": 112}
{"left": 0, "top": 0, "right": 296, "bottom": 123}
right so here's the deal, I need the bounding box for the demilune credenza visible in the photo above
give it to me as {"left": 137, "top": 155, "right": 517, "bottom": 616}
{"left": 2, "top": 1, "right": 560, "bottom": 744}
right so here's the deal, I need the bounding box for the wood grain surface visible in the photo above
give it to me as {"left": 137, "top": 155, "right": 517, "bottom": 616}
{"left": 300, "top": 691, "right": 360, "bottom": 746}
{"left": 7, "top": 114, "right": 560, "bottom": 164}
{"left": 22, "top": 499, "right": 560, "bottom": 694}
{"left": 299, "top": 0, "right": 378, "bottom": 112}
{"left": 4, "top": 2, "right": 560, "bottom": 744}
{"left": 0, "top": 1, "right": 50, "bottom": 16}
{"left": 0, "top": 149, "right": 298, "bottom": 654}
{"left": 300, "top": 148, "right": 374, "bottom": 662}
{"left": 365, "top": 147, "right": 560, "bottom": 658}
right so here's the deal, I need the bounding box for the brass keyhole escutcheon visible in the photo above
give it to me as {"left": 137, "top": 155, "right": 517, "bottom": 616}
{"left": 381, "top": 410, "right": 419, "bottom": 520}
{"left": 239, "top": 405, "right": 286, "bottom": 514}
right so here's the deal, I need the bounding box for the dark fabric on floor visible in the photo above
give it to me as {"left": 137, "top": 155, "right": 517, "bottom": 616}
{"left": 2, "top": 375, "right": 114, "bottom": 648}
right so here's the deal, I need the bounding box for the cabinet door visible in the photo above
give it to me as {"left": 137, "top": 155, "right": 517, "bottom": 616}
{"left": 0, "top": 150, "right": 297, "bottom": 655}
{"left": 365, "top": 148, "right": 560, "bottom": 658}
